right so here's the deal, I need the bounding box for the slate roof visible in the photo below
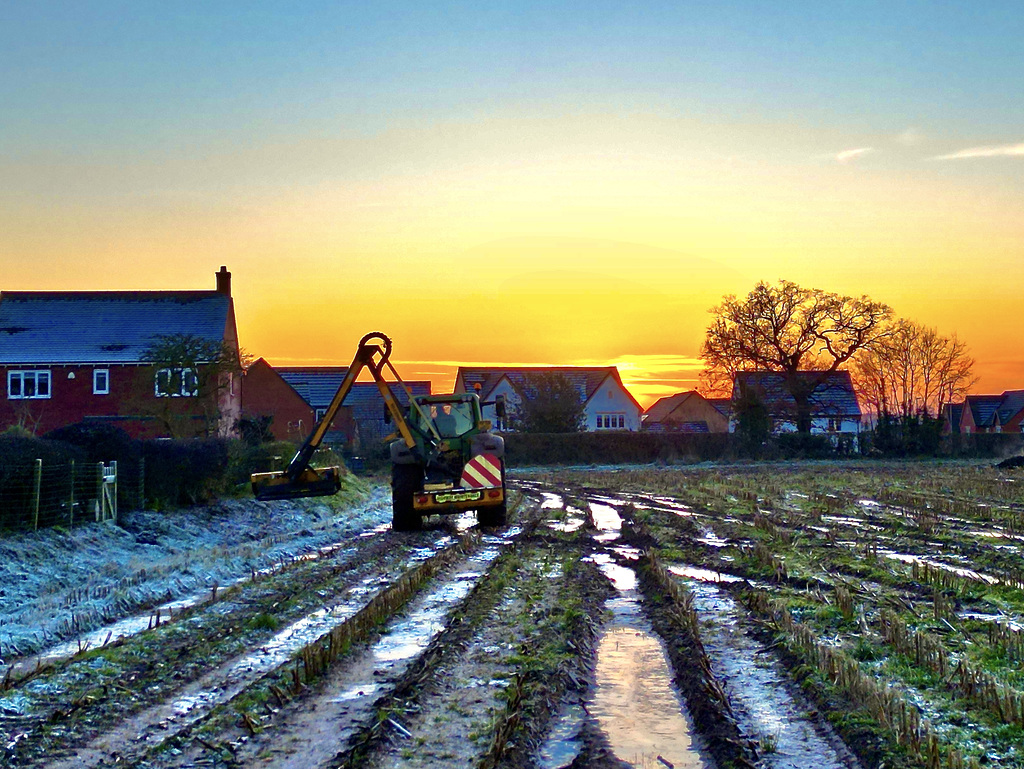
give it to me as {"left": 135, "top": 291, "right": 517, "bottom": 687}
{"left": 965, "top": 394, "right": 1004, "bottom": 428}
{"left": 732, "top": 371, "right": 861, "bottom": 418}
{"left": 456, "top": 366, "right": 641, "bottom": 411}
{"left": 275, "top": 367, "right": 431, "bottom": 420}
{"left": 0, "top": 291, "right": 232, "bottom": 365}
{"left": 996, "top": 390, "right": 1024, "bottom": 425}
{"left": 708, "top": 398, "right": 731, "bottom": 417}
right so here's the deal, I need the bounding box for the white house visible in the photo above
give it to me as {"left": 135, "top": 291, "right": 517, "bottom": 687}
{"left": 453, "top": 366, "right": 643, "bottom": 432}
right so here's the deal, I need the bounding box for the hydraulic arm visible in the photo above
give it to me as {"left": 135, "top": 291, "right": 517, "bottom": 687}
{"left": 251, "top": 332, "right": 418, "bottom": 500}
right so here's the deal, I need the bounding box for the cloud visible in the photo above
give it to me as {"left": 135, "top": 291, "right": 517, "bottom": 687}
{"left": 834, "top": 147, "right": 874, "bottom": 164}
{"left": 932, "top": 142, "right": 1024, "bottom": 160}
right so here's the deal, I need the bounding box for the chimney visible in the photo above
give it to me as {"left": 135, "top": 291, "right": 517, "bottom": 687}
{"left": 216, "top": 266, "right": 231, "bottom": 296}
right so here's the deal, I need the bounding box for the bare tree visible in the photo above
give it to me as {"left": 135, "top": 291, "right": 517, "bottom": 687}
{"left": 512, "top": 372, "right": 586, "bottom": 433}
{"left": 701, "top": 280, "right": 891, "bottom": 432}
{"left": 852, "top": 319, "right": 976, "bottom": 418}
{"left": 130, "top": 333, "right": 241, "bottom": 438}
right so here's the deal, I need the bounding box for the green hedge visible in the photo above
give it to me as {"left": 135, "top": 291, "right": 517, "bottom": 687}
{"left": 0, "top": 435, "right": 86, "bottom": 529}
{"left": 503, "top": 432, "right": 732, "bottom": 466}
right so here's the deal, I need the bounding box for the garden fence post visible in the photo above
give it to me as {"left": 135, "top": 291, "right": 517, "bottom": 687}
{"left": 32, "top": 458, "right": 42, "bottom": 530}
{"left": 111, "top": 460, "right": 118, "bottom": 523}
{"left": 96, "top": 463, "right": 103, "bottom": 521}
{"left": 69, "top": 459, "right": 75, "bottom": 530}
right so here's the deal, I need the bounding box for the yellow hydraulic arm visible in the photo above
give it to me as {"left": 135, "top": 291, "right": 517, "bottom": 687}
{"left": 252, "top": 331, "right": 428, "bottom": 500}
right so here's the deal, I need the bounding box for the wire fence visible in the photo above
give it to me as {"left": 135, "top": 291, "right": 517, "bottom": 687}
{"left": 0, "top": 458, "right": 145, "bottom": 532}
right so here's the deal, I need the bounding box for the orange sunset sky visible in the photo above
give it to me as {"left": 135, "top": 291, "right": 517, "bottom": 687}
{"left": 3, "top": 3, "right": 1022, "bottom": 408}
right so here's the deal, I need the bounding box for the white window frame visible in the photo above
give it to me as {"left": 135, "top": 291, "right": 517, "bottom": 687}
{"left": 8, "top": 370, "right": 51, "bottom": 400}
{"left": 155, "top": 367, "right": 199, "bottom": 398}
{"left": 93, "top": 368, "right": 110, "bottom": 395}
{"left": 315, "top": 408, "right": 328, "bottom": 422}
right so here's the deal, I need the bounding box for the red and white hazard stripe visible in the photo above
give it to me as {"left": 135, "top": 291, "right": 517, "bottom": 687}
{"left": 460, "top": 453, "right": 502, "bottom": 488}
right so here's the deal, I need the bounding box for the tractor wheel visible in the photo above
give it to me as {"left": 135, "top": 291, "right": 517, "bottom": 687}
{"left": 477, "top": 466, "right": 507, "bottom": 527}
{"left": 391, "top": 463, "right": 423, "bottom": 532}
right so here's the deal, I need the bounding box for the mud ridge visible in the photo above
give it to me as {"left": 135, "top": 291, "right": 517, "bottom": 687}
{"left": 481, "top": 549, "right": 611, "bottom": 769}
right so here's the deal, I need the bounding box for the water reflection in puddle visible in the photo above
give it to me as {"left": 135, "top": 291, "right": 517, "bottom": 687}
{"left": 592, "top": 627, "right": 709, "bottom": 769}
{"left": 589, "top": 502, "right": 622, "bottom": 542}
{"left": 883, "top": 552, "right": 1000, "bottom": 584}
{"left": 667, "top": 564, "right": 744, "bottom": 584}
{"left": 579, "top": 551, "right": 710, "bottom": 769}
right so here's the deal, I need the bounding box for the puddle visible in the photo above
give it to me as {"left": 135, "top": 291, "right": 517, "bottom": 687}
{"left": 597, "top": 493, "right": 698, "bottom": 519}
{"left": 958, "top": 612, "right": 1024, "bottom": 632}
{"left": 696, "top": 529, "right": 730, "bottom": 548}
{"left": 667, "top": 565, "right": 744, "bottom": 584}
{"left": 577, "top": 550, "right": 711, "bottom": 769}
{"left": 537, "top": 702, "right": 587, "bottom": 768}
{"left": 540, "top": 492, "right": 565, "bottom": 509}
{"left": 322, "top": 547, "right": 505, "bottom": 708}
{"left": 882, "top": 552, "right": 1000, "bottom": 584}
{"left": 589, "top": 561, "right": 708, "bottom": 767}
{"left": 680, "top": 578, "right": 852, "bottom": 769}
{"left": 821, "top": 515, "right": 867, "bottom": 527}
{"left": 592, "top": 627, "right": 710, "bottom": 769}
{"left": 589, "top": 502, "right": 623, "bottom": 543}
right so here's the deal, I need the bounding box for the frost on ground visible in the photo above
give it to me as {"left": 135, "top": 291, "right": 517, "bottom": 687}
{"left": 0, "top": 482, "right": 391, "bottom": 660}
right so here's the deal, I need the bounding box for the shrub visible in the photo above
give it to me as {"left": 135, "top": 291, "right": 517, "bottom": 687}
{"left": 0, "top": 435, "right": 85, "bottom": 530}
{"left": 227, "top": 440, "right": 298, "bottom": 487}
{"left": 44, "top": 422, "right": 144, "bottom": 508}
{"left": 141, "top": 438, "right": 230, "bottom": 507}
{"left": 775, "top": 432, "right": 835, "bottom": 459}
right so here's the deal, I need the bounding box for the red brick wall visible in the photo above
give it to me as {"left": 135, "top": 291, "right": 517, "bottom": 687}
{"left": 241, "top": 359, "right": 316, "bottom": 443}
{"left": 241, "top": 359, "right": 357, "bottom": 445}
{"left": 0, "top": 364, "right": 231, "bottom": 439}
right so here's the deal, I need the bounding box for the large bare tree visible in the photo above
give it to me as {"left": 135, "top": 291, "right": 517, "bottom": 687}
{"left": 701, "top": 280, "right": 891, "bottom": 432}
{"left": 852, "top": 319, "right": 976, "bottom": 418}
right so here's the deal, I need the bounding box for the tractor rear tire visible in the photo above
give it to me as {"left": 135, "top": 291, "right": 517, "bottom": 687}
{"left": 391, "top": 463, "right": 423, "bottom": 532}
{"left": 477, "top": 466, "right": 507, "bottom": 527}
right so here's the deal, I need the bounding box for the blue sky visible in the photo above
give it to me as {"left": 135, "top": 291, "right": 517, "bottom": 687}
{"left": 2, "top": 2, "right": 1022, "bottom": 400}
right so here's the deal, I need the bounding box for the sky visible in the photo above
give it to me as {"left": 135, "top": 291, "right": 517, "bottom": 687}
{"left": 2, "top": 2, "right": 1022, "bottom": 407}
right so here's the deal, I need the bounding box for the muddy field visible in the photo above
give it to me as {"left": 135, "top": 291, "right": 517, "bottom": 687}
{"left": 2, "top": 461, "right": 1024, "bottom": 768}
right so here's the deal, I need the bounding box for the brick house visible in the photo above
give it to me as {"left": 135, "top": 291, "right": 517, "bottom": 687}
{"left": 453, "top": 366, "right": 642, "bottom": 432}
{"left": 0, "top": 267, "right": 240, "bottom": 438}
{"left": 948, "top": 391, "right": 1024, "bottom": 434}
{"left": 240, "top": 358, "right": 323, "bottom": 443}
{"left": 730, "top": 371, "right": 862, "bottom": 437}
{"left": 643, "top": 391, "right": 729, "bottom": 433}
{"left": 242, "top": 364, "right": 428, "bottom": 448}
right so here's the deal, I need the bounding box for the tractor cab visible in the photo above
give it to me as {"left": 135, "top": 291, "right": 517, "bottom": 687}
{"left": 411, "top": 394, "right": 481, "bottom": 440}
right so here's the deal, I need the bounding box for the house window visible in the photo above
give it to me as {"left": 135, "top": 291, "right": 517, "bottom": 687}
{"left": 315, "top": 408, "right": 328, "bottom": 422}
{"left": 8, "top": 370, "right": 51, "bottom": 399}
{"left": 618, "top": 415, "right": 625, "bottom": 428}
{"left": 93, "top": 369, "right": 110, "bottom": 395}
{"left": 155, "top": 367, "right": 198, "bottom": 397}
{"left": 828, "top": 418, "right": 840, "bottom": 432}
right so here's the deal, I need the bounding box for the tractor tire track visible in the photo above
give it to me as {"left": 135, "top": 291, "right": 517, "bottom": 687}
{"left": 8, "top": 522, "right": 468, "bottom": 768}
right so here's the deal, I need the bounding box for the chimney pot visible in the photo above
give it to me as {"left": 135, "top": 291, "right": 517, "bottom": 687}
{"left": 216, "top": 266, "right": 231, "bottom": 296}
